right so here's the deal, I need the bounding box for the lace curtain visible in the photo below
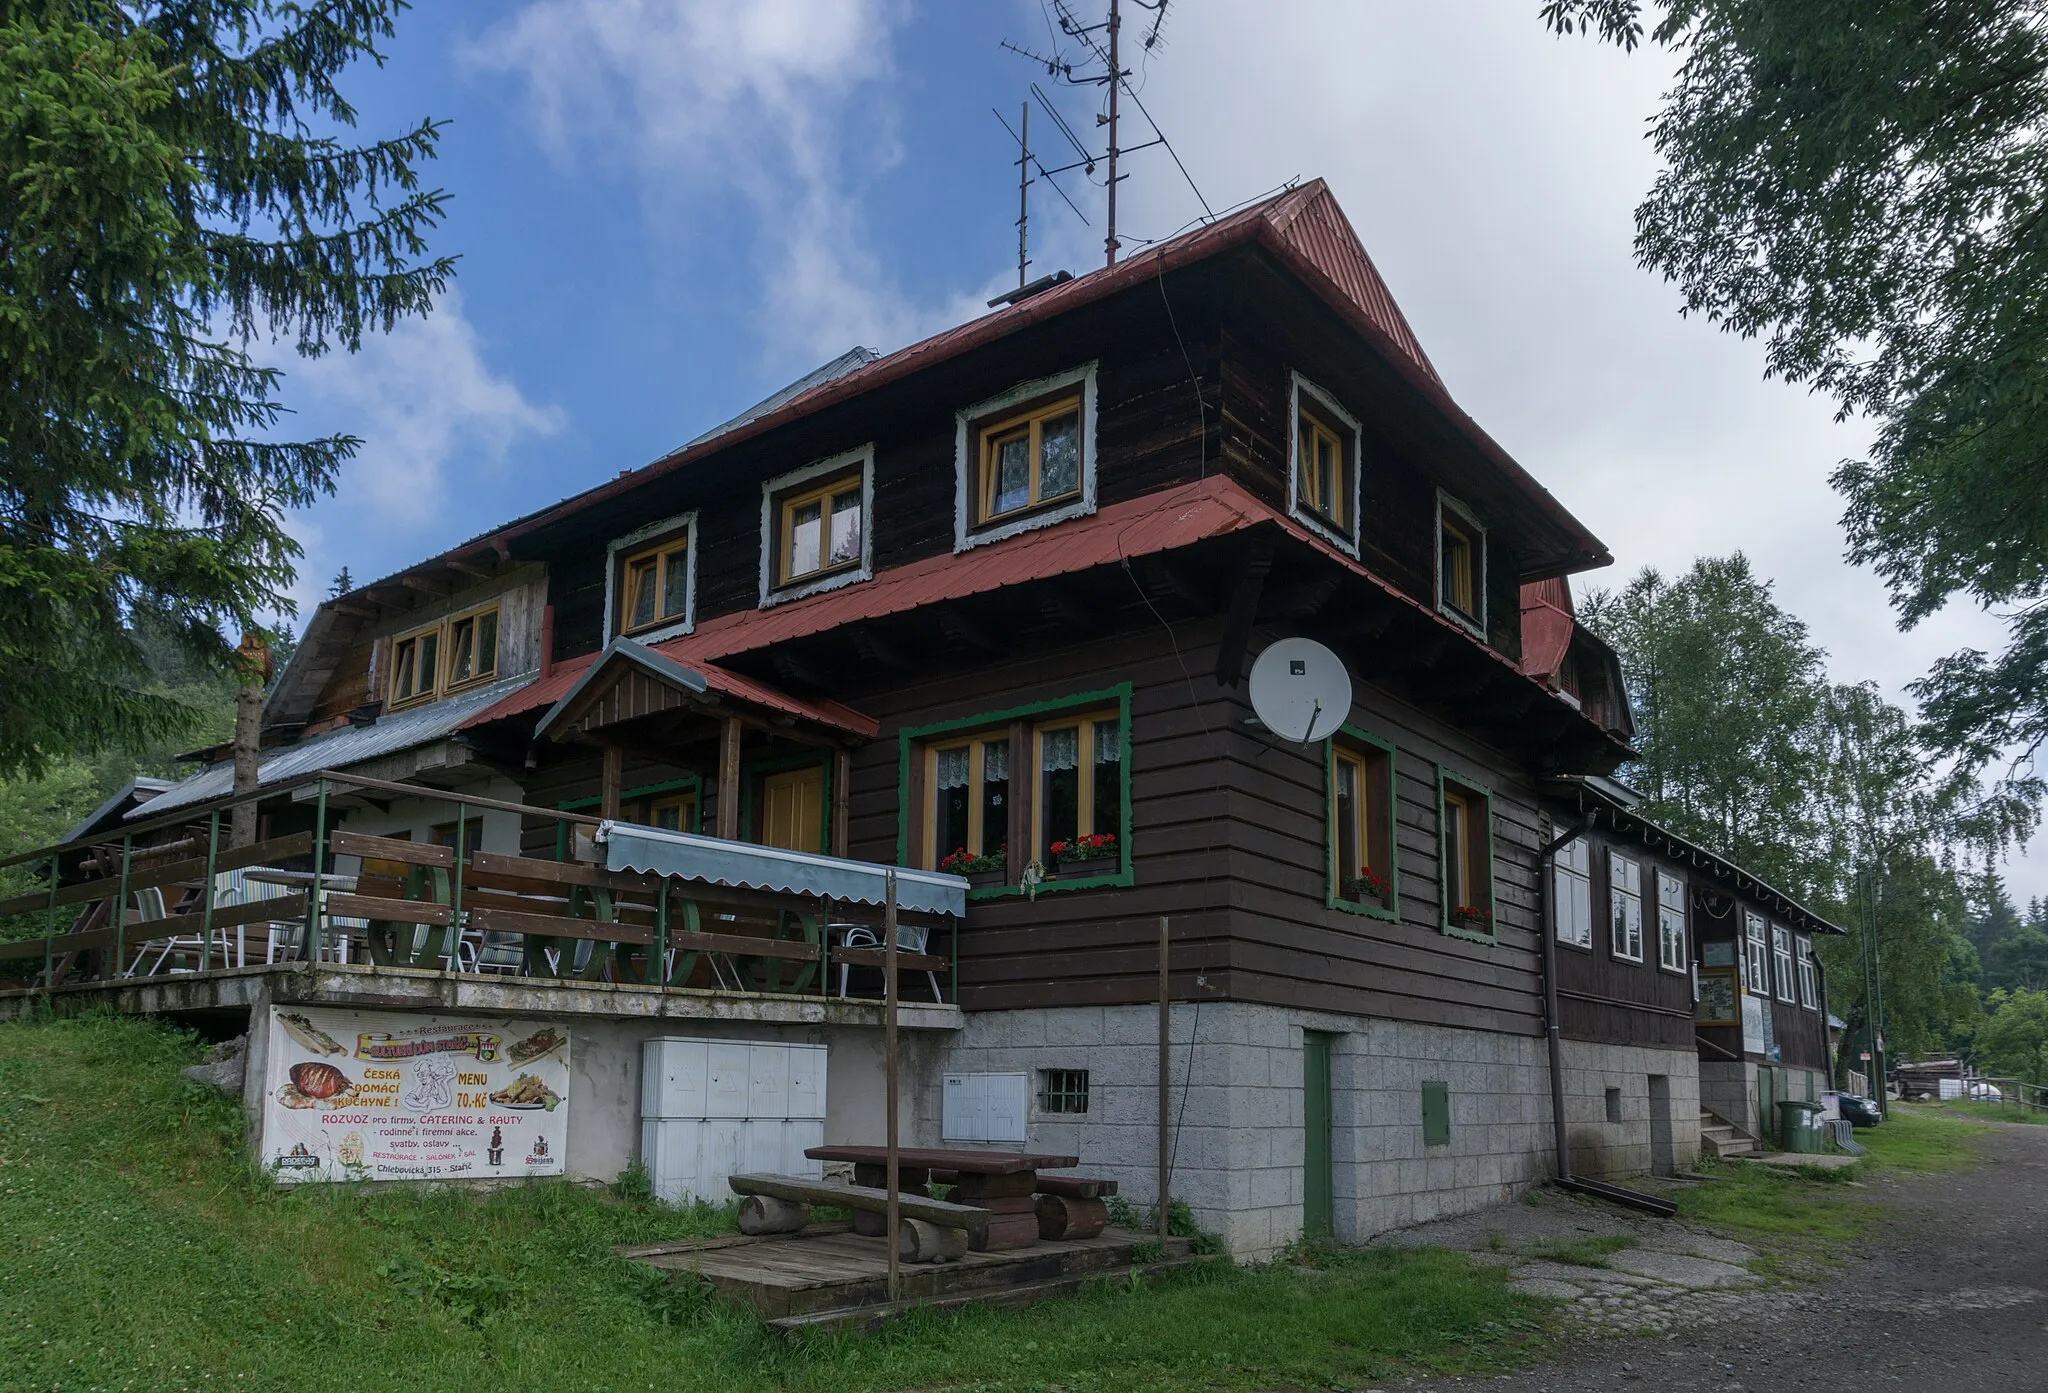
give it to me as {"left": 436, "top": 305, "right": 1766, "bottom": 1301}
{"left": 1040, "top": 726, "right": 1080, "bottom": 772}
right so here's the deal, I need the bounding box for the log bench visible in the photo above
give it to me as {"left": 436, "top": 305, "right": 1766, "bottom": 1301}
{"left": 727, "top": 1173, "right": 987, "bottom": 1263}
{"left": 1032, "top": 1175, "right": 1116, "bottom": 1240}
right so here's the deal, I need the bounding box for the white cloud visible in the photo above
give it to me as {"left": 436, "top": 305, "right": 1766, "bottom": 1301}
{"left": 468, "top": 0, "right": 981, "bottom": 364}
{"left": 289, "top": 288, "right": 564, "bottom": 519}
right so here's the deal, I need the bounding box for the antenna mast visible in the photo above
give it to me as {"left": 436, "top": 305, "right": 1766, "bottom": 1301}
{"left": 1103, "top": 0, "right": 1121, "bottom": 265}
{"left": 1017, "top": 103, "right": 1031, "bottom": 288}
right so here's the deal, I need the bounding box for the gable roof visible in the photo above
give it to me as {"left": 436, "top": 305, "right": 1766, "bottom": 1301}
{"left": 370, "top": 178, "right": 1606, "bottom": 589}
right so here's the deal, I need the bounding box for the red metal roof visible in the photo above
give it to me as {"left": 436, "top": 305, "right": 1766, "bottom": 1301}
{"left": 466, "top": 475, "right": 1621, "bottom": 762}
{"left": 417, "top": 179, "right": 1604, "bottom": 576}
{"left": 1518, "top": 577, "right": 1575, "bottom": 683}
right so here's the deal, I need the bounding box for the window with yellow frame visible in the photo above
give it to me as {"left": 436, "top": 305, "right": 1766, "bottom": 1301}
{"left": 1330, "top": 737, "right": 1393, "bottom": 908}
{"left": 1033, "top": 710, "right": 1121, "bottom": 867}
{"left": 1439, "top": 774, "right": 1493, "bottom": 933}
{"left": 1296, "top": 406, "right": 1350, "bottom": 532}
{"left": 774, "top": 472, "right": 864, "bottom": 587}
{"left": 1438, "top": 498, "right": 1483, "bottom": 627}
{"left": 925, "top": 731, "right": 1010, "bottom": 872}
{"left": 977, "top": 393, "right": 1082, "bottom": 524}
{"left": 387, "top": 603, "right": 500, "bottom": 709}
{"left": 646, "top": 790, "right": 697, "bottom": 834}
{"left": 617, "top": 534, "right": 690, "bottom": 635}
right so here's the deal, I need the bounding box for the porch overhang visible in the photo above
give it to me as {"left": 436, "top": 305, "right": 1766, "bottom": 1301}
{"left": 533, "top": 637, "right": 878, "bottom": 746}
{"left": 599, "top": 822, "right": 968, "bottom": 918}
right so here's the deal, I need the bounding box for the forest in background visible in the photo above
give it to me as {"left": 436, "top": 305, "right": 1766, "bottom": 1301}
{"left": 1581, "top": 555, "right": 2047, "bottom": 1088}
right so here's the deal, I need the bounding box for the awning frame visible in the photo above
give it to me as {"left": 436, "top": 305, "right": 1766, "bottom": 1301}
{"left": 599, "top": 821, "right": 968, "bottom": 918}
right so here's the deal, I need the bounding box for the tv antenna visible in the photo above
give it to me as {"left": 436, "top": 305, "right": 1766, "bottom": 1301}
{"left": 1000, "top": 0, "right": 1211, "bottom": 268}
{"left": 991, "top": 101, "right": 1091, "bottom": 301}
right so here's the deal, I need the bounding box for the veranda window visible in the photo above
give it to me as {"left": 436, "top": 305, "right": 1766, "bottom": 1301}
{"left": 1772, "top": 925, "right": 1796, "bottom": 1003}
{"left": 1609, "top": 850, "right": 1644, "bottom": 963}
{"left": 1656, "top": 870, "right": 1687, "bottom": 972}
{"left": 1744, "top": 912, "right": 1770, "bottom": 995}
{"left": 1553, "top": 837, "right": 1593, "bottom": 948}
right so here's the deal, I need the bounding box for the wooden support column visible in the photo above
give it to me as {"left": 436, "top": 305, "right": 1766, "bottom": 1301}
{"left": 717, "top": 716, "right": 743, "bottom": 840}
{"left": 831, "top": 748, "right": 852, "bottom": 858}
{"left": 600, "top": 744, "right": 623, "bottom": 820}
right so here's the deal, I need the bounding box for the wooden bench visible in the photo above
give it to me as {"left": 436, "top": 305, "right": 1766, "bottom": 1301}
{"left": 1033, "top": 1176, "right": 1116, "bottom": 1240}
{"left": 728, "top": 1173, "right": 988, "bottom": 1263}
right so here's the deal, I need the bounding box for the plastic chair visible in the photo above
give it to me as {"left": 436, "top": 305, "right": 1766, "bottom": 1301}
{"left": 835, "top": 920, "right": 942, "bottom": 1002}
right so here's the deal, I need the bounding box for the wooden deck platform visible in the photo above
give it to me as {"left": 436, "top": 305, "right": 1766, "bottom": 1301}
{"left": 618, "top": 1223, "right": 1212, "bottom": 1330}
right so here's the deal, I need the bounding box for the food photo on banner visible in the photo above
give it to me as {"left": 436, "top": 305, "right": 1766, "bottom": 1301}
{"left": 262, "top": 1006, "right": 571, "bottom": 1182}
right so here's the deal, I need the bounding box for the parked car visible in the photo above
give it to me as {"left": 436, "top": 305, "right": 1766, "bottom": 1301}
{"left": 1837, "top": 1093, "right": 1883, "bottom": 1128}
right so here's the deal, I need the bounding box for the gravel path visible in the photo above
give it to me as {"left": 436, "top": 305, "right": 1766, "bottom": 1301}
{"left": 1408, "top": 1119, "right": 2048, "bottom": 1392}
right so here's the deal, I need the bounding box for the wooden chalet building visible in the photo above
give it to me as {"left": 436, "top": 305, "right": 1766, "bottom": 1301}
{"left": 48, "top": 180, "right": 1767, "bottom": 1254}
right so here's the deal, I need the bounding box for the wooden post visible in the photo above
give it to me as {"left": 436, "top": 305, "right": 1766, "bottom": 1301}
{"left": 831, "top": 748, "right": 852, "bottom": 857}
{"left": 885, "top": 868, "right": 900, "bottom": 1304}
{"left": 1158, "top": 914, "right": 1170, "bottom": 1247}
{"left": 717, "top": 716, "right": 742, "bottom": 840}
{"left": 600, "top": 744, "right": 624, "bottom": 821}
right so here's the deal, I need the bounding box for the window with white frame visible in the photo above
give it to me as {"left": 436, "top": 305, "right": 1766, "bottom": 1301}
{"left": 954, "top": 364, "right": 1097, "bottom": 550}
{"left": 1608, "top": 849, "right": 1643, "bottom": 962}
{"left": 1772, "top": 924, "right": 1796, "bottom": 1003}
{"left": 1553, "top": 837, "right": 1593, "bottom": 949}
{"left": 1437, "top": 492, "right": 1486, "bottom": 633}
{"left": 1656, "top": 871, "right": 1687, "bottom": 972}
{"left": 1743, "top": 912, "right": 1770, "bottom": 995}
{"left": 1796, "top": 935, "right": 1819, "bottom": 1009}
{"left": 760, "top": 447, "right": 873, "bottom": 604}
{"left": 1288, "top": 374, "right": 1362, "bottom": 553}
{"left": 606, "top": 512, "right": 697, "bottom": 641}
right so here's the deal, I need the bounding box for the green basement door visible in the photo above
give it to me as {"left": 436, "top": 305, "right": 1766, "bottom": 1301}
{"left": 1303, "top": 1031, "right": 1334, "bottom": 1237}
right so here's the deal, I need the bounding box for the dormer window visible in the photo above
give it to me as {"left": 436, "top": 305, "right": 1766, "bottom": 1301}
{"left": 606, "top": 512, "right": 697, "bottom": 641}
{"left": 980, "top": 394, "right": 1081, "bottom": 522}
{"left": 955, "top": 364, "right": 1097, "bottom": 550}
{"left": 760, "top": 446, "right": 873, "bottom": 604}
{"left": 1437, "top": 492, "right": 1486, "bottom": 633}
{"left": 1287, "top": 374, "right": 1361, "bottom": 555}
{"left": 387, "top": 602, "right": 500, "bottom": 709}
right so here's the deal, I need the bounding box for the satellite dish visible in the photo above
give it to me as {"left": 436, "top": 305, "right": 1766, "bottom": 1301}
{"left": 1248, "top": 638, "right": 1352, "bottom": 744}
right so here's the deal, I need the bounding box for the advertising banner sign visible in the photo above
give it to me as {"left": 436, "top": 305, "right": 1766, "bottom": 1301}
{"left": 262, "top": 1006, "right": 570, "bottom": 1183}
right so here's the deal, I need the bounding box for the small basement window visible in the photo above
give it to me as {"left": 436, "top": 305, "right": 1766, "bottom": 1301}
{"left": 1437, "top": 493, "right": 1485, "bottom": 631}
{"left": 1038, "top": 1069, "right": 1090, "bottom": 1114}
{"left": 1438, "top": 774, "right": 1494, "bottom": 935}
{"left": 1330, "top": 734, "right": 1395, "bottom": 911}
{"left": 1604, "top": 1087, "right": 1623, "bottom": 1124}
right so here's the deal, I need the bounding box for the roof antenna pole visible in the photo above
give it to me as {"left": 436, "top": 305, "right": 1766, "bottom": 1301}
{"left": 1103, "top": 0, "right": 1121, "bottom": 266}
{"left": 1017, "top": 102, "right": 1032, "bottom": 290}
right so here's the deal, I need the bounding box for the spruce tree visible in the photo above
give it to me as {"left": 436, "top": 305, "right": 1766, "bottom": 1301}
{"left": 0, "top": 1, "right": 450, "bottom": 775}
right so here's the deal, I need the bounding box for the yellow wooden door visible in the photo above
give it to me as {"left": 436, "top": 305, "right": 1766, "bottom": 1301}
{"left": 759, "top": 766, "right": 824, "bottom": 852}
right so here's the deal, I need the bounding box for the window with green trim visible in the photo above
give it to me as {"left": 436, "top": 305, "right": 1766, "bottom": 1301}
{"left": 1439, "top": 775, "right": 1494, "bottom": 933}
{"left": 1330, "top": 735, "right": 1393, "bottom": 909}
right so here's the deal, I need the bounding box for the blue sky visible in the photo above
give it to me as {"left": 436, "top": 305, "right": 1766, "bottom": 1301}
{"left": 271, "top": 1, "right": 2047, "bottom": 897}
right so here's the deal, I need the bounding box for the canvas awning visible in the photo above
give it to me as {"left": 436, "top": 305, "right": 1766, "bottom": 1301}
{"left": 598, "top": 822, "right": 968, "bottom": 917}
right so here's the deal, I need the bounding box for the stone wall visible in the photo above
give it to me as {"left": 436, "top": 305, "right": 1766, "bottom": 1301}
{"left": 924, "top": 1002, "right": 1701, "bottom": 1259}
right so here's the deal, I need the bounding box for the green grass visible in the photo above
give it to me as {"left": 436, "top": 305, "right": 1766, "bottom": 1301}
{"left": 1674, "top": 1106, "right": 1983, "bottom": 1243}
{"left": 0, "top": 1012, "right": 1544, "bottom": 1393}
{"left": 1928, "top": 1098, "right": 2048, "bottom": 1125}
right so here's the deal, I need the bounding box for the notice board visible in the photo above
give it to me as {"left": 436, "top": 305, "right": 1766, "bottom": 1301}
{"left": 261, "top": 1005, "right": 570, "bottom": 1183}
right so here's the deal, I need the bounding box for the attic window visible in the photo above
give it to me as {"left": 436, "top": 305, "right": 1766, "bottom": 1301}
{"left": 760, "top": 447, "right": 873, "bottom": 605}
{"left": 1437, "top": 493, "right": 1486, "bottom": 632}
{"left": 1288, "top": 375, "right": 1362, "bottom": 554}
{"left": 955, "top": 364, "right": 1097, "bottom": 550}
{"left": 606, "top": 512, "right": 697, "bottom": 641}
{"left": 387, "top": 603, "right": 500, "bottom": 709}
{"left": 445, "top": 606, "right": 499, "bottom": 689}
{"left": 979, "top": 393, "right": 1082, "bottom": 523}
{"left": 389, "top": 624, "right": 439, "bottom": 708}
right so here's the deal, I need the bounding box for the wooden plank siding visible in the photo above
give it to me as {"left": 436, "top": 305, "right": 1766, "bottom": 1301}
{"left": 1550, "top": 824, "right": 1698, "bottom": 1051}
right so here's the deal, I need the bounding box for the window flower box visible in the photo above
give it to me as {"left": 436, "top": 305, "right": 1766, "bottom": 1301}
{"left": 1448, "top": 904, "right": 1493, "bottom": 931}
{"left": 1049, "top": 833, "right": 1119, "bottom": 879}
{"left": 1340, "top": 869, "right": 1392, "bottom": 909}
{"left": 940, "top": 847, "right": 1007, "bottom": 890}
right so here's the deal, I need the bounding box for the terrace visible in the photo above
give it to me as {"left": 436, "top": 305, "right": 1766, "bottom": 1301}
{"left": 0, "top": 770, "right": 966, "bottom": 1031}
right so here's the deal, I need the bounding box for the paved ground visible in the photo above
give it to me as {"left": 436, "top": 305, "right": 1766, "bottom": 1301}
{"left": 1402, "top": 1119, "right": 2048, "bottom": 1392}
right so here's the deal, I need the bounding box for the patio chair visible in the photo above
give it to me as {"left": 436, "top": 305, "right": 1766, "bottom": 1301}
{"left": 122, "top": 888, "right": 190, "bottom": 976}
{"left": 835, "top": 920, "right": 942, "bottom": 1003}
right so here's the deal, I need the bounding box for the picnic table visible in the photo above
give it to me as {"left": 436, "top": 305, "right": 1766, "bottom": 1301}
{"left": 804, "top": 1146, "right": 1082, "bottom": 1250}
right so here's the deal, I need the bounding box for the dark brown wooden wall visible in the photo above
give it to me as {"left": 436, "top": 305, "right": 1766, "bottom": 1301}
{"left": 1692, "top": 905, "right": 1830, "bottom": 1072}
{"left": 1551, "top": 825, "right": 1699, "bottom": 1052}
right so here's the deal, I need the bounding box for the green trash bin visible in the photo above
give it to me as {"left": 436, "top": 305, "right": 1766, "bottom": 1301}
{"left": 1777, "top": 1098, "right": 1823, "bottom": 1153}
